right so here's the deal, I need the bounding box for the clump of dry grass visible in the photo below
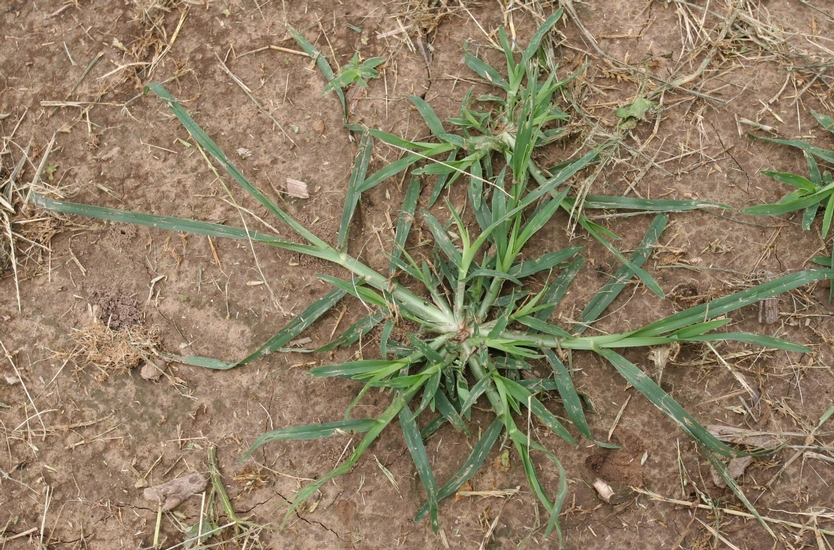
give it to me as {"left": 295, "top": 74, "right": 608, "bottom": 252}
{"left": 62, "top": 306, "right": 161, "bottom": 382}
{"left": 1, "top": 139, "right": 68, "bottom": 311}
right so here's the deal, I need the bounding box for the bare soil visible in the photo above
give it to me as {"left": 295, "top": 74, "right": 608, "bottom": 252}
{"left": 2, "top": 1, "right": 833, "bottom": 548}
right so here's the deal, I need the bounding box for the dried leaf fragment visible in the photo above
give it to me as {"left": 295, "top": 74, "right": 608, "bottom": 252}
{"left": 757, "top": 270, "right": 779, "bottom": 324}
{"left": 140, "top": 359, "right": 165, "bottom": 381}
{"left": 707, "top": 425, "right": 784, "bottom": 450}
{"left": 286, "top": 178, "right": 309, "bottom": 199}
{"left": 144, "top": 473, "right": 207, "bottom": 511}
{"left": 712, "top": 456, "right": 754, "bottom": 488}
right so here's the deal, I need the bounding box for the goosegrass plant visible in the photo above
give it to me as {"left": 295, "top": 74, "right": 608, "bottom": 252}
{"left": 32, "top": 12, "right": 834, "bottom": 544}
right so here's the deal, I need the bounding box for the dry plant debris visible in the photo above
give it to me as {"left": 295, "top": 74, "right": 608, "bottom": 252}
{"left": 62, "top": 308, "right": 161, "bottom": 381}
{"left": 144, "top": 473, "right": 208, "bottom": 511}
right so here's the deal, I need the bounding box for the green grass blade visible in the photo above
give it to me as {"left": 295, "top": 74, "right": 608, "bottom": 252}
{"left": 399, "top": 404, "right": 440, "bottom": 533}
{"left": 509, "top": 247, "right": 583, "bottom": 279}
{"left": 412, "top": 370, "right": 442, "bottom": 419}
{"left": 680, "top": 333, "right": 811, "bottom": 352}
{"left": 802, "top": 203, "right": 819, "bottom": 230}
{"left": 812, "top": 110, "right": 834, "bottom": 134}
{"left": 466, "top": 268, "right": 521, "bottom": 285}
{"left": 414, "top": 417, "right": 503, "bottom": 522}
{"left": 278, "top": 387, "right": 418, "bottom": 525}
{"left": 596, "top": 347, "right": 737, "bottom": 456}
{"left": 468, "top": 159, "right": 492, "bottom": 232}
{"left": 390, "top": 176, "right": 422, "bottom": 275}
{"left": 516, "top": 315, "right": 571, "bottom": 338}
{"left": 576, "top": 195, "right": 727, "bottom": 211}
{"left": 339, "top": 131, "right": 373, "bottom": 252}
{"left": 741, "top": 185, "right": 834, "bottom": 217}
{"left": 542, "top": 350, "right": 592, "bottom": 440}
{"left": 407, "top": 95, "right": 446, "bottom": 138}
{"left": 464, "top": 51, "right": 509, "bottom": 89}
{"left": 534, "top": 256, "right": 584, "bottom": 322}
{"left": 360, "top": 154, "right": 423, "bottom": 193}
{"left": 528, "top": 396, "right": 577, "bottom": 444}
{"left": 286, "top": 24, "right": 347, "bottom": 124}
{"left": 633, "top": 269, "right": 834, "bottom": 337}
{"left": 367, "top": 128, "right": 448, "bottom": 152}
{"left": 458, "top": 375, "right": 492, "bottom": 416}
{"left": 317, "top": 310, "right": 386, "bottom": 352}
{"left": 575, "top": 213, "right": 667, "bottom": 333}
{"left": 422, "top": 209, "right": 463, "bottom": 268}
{"left": 521, "top": 8, "right": 564, "bottom": 64}
{"left": 434, "top": 391, "right": 469, "bottom": 435}
{"left": 754, "top": 135, "right": 834, "bottom": 164}
{"left": 581, "top": 216, "right": 665, "bottom": 298}
{"left": 706, "top": 450, "right": 775, "bottom": 538}
{"left": 761, "top": 170, "right": 817, "bottom": 192}
{"left": 427, "top": 151, "right": 460, "bottom": 207}
{"left": 147, "top": 84, "right": 330, "bottom": 250}
{"left": 242, "top": 418, "right": 377, "bottom": 459}
{"left": 32, "top": 193, "right": 282, "bottom": 245}
{"left": 164, "top": 288, "right": 345, "bottom": 370}
{"left": 543, "top": 450, "right": 568, "bottom": 543}
{"left": 317, "top": 274, "right": 388, "bottom": 308}
{"left": 310, "top": 358, "right": 409, "bottom": 380}
{"left": 822, "top": 191, "right": 834, "bottom": 239}
{"left": 516, "top": 187, "right": 570, "bottom": 250}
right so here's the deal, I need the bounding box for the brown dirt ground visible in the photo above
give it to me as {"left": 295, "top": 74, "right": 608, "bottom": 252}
{"left": 2, "top": 0, "right": 834, "bottom": 548}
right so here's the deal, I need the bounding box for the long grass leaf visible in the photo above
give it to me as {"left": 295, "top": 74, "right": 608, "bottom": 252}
{"left": 277, "top": 387, "right": 418, "bottom": 524}
{"left": 542, "top": 350, "right": 592, "bottom": 440}
{"left": 165, "top": 288, "right": 345, "bottom": 369}
{"left": 509, "top": 247, "right": 583, "bottom": 279}
{"left": 534, "top": 256, "right": 584, "bottom": 322}
{"left": 32, "top": 193, "right": 277, "bottom": 244}
{"left": 741, "top": 186, "right": 834, "bottom": 217}
{"left": 317, "top": 310, "right": 386, "bottom": 352}
{"left": 434, "top": 391, "right": 469, "bottom": 435}
{"left": 633, "top": 269, "right": 834, "bottom": 337}
{"left": 422, "top": 209, "right": 463, "bottom": 268}
{"left": 575, "top": 214, "right": 667, "bottom": 332}
{"left": 464, "top": 52, "right": 509, "bottom": 89}
{"left": 522, "top": 8, "right": 564, "bottom": 64}
{"left": 706, "top": 450, "right": 775, "bottom": 538}
{"left": 148, "top": 84, "right": 329, "bottom": 250}
{"left": 399, "top": 404, "right": 440, "bottom": 532}
{"left": 755, "top": 135, "right": 834, "bottom": 164}
{"left": 516, "top": 187, "right": 570, "bottom": 250}
{"left": 339, "top": 132, "right": 373, "bottom": 251}
{"left": 390, "top": 176, "right": 422, "bottom": 275}
{"left": 359, "top": 154, "right": 422, "bottom": 193}
{"left": 458, "top": 375, "right": 492, "bottom": 416}
{"left": 761, "top": 170, "right": 817, "bottom": 192}
{"left": 317, "top": 274, "right": 388, "bottom": 308}
{"left": 516, "top": 315, "right": 571, "bottom": 338}
{"left": 680, "top": 332, "right": 810, "bottom": 352}
{"left": 286, "top": 24, "right": 347, "bottom": 124}
{"left": 529, "top": 396, "right": 576, "bottom": 444}
{"left": 407, "top": 95, "right": 446, "bottom": 138}
{"left": 242, "top": 418, "right": 377, "bottom": 459}
{"left": 576, "top": 195, "right": 727, "bottom": 211}
{"left": 310, "top": 359, "right": 405, "bottom": 379}
{"left": 584, "top": 217, "right": 665, "bottom": 298}
{"left": 414, "top": 418, "right": 503, "bottom": 521}
{"left": 596, "top": 347, "right": 737, "bottom": 456}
